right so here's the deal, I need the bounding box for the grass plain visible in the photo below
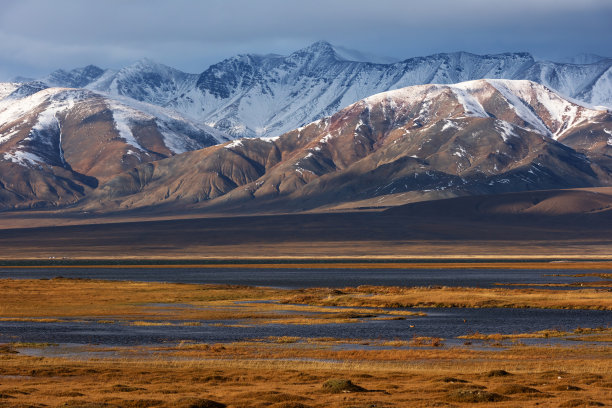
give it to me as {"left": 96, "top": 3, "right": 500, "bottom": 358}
{"left": 0, "top": 201, "right": 611, "bottom": 407}
{"left": 0, "top": 277, "right": 610, "bottom": 407}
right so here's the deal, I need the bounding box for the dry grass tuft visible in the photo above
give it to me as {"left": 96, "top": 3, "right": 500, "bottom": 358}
{"left": 552, "top": 385, "right": 584, "bottom": 391}
{"left": 559, "top": 399, "right": 605, "bottom": 407}
{"left": 108, "top": 384, "right": 146, "bottom": 392}
{"left": 175, "top": 397, "right": 227, "bottom": 408}
{"left": 486, "top": 369, "right": 512, "bottom": 377}
{"left": 446, "top": 388, "right": 508, "bottom": 403}
{"left": 0, "top": 344, "right": 18, "bottom": 354}
{"left": 439, "top": 377, "right": 468, "bottom": 383}
{"left": 408, "top": 336, "right": 444, "bottom": 347}
{"left": 321, "top": 379, "right": 368, "bottom": 393}
{"left": 59, "top": 401, "right": 119, "bottom": 408}
{"left": 268, "top": 402, "right": 313, "bottom": 408}
{"left": 494, "top": 383, "right": 542, "bottom": 394}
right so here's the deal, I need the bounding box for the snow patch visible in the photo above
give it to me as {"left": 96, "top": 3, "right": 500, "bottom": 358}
{"left": 320, "top": 133, "right": 334, "bottom": 143}
{"left": 107, "top": 101, "right": 147, "bottom": 152}
{"left": 605, "top": 128, "right": 612, "bottom": 146}
{"left": 453, "top": 146, "right": 468, "bottom": 158}
{"left": 258, "top": 135, "right": 280, "bottom": 142}
{"left": 0, "top": 83, "right": 19, "bottom": 100}
{"left": 225, "top": 139, "right": 243, "bottom": 149}
{"left": 486, "top": 79, "right": 552, "bottom": 137}
{"left": 441, "top": 120, "right": 460, "bottom": 132}
{"left": 0, "top": 129, "right": 20, "bottom": 144}
{"left": 450, "top": 84, "right": 488, "bottom": 117}
{"left": 3, "top": 151, "right": 43, "bottom": 167}
{"left": 496, "top": 120, "right": 518, "bottom": 142}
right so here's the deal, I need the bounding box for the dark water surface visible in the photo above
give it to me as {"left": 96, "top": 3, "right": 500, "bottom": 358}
{"left": 0, "top": 267, "right": 607, "bottom": 288}
{"left": 0, "top": 267, "right": 609, "bottom": 349}
{"left": 0, "top": 308, "right": 609, "bottom": 348}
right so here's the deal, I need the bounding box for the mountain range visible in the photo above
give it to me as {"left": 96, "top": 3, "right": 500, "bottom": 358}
{"left": 0, "top": 42, "right": 611, "bottom": 213}
{"left": 84, "top": 79, "right": 612, "bottom": 213}
{"left": 29, "top": 41, "right": 612, "bottom": 138}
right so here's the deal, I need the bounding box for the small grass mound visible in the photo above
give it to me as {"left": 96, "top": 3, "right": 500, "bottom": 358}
{"left": 107, "top": 400, "right": 164, "bottom": 408}
{"left": 494, "top": 384, "right": 541, "bottom": 394}
{"left": 199, "top": 374, "right": 231, "bottom": 383}
{"left": 446, "top": 389, "right": 507, "bottom": 403}
{"left": 539, "top": 370, "right": 568, "bottom": 379}
{"left": 486, "top": 369, "right": 512, "bottom": 377}
{"left": 53, "top": 391, "right": 86, "bottom": 397}
{"left": 175, "top": 398, "right": 227, "bottom": 408}
{"left": 235, "top": 391, "right": 308, "bottom": 403}
{"left": 322, "top": 379, "right": 367, "bottom": 393}
{"left": 109, "top": 384, "right": 145, "bottom": 392}
{"left": 269, "top": 403, "right": 313, "bottom": 408}
{"left": 552, "top": 385, "right": 583, "bottom": 391}
{"left": 560, "top": 399, "right": 605, "bottom": 407}
{"left": 439, "top": 377, "right": 468, "bottom": 383}
{"left": 0, "top": 344, "right": 18, "bottom": 354}
{"left": 409, "top": 336, "right": 444, "bottom": 347}
{"left": 59, "top": 402, "right": 119, "bottom": 408}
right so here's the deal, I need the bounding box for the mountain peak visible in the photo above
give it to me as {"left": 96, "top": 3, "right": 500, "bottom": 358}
{"left": 305, "top": 40, "right": 335, "bottom": 52}
{"left": 43, "top": 64, "right": 105, "bottom": 88}
{"left": 127, "top": 57, "right": 169, "bottom": 71}
{"left": 290, "top": 41, "right": 340, "bottom": 61}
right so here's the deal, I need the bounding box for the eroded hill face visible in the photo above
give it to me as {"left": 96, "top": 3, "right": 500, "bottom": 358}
{"left": 85, "top": 80, "right": 612, "bottom": 213}
{"left": 0, "top": 87, "right": 224, "bottom": 209}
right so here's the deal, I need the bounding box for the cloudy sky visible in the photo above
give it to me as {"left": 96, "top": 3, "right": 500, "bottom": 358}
{"left": 0, "top": 0, "right": 611, "bottom": 80}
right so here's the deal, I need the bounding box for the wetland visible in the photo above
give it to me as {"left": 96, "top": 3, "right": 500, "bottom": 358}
{"left": 0, "top": 265, "right": 610, "bottom": 407}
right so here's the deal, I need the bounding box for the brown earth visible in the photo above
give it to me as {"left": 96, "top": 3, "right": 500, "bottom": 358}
{"left": 0, "top": 187, "right": 610, "bottom": 259}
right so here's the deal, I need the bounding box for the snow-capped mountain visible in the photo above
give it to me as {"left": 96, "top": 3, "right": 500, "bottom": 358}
{"left": 44, "top": 65, "right": 105, "bottom": 88}
{"left": 35, "top": 41, "right": 612, "bottom": 139}
{"left": 0, "top": 85, "right": 225, "bottom": 208}
{"left": 87, "top": 79, "right": 612, "bottom": 213}
{"left": 86, "top": 58, "right": 199, "bottom": 106}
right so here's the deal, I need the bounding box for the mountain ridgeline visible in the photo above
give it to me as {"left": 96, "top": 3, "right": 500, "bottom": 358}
{"left": 0, "top": 42, "right": 610, "bottom": 213}
{"left": 87, "top": 80, "right": 612, "bottom": 213}
{"left": 19, "top": 41, "right": 612, "bottom": 138}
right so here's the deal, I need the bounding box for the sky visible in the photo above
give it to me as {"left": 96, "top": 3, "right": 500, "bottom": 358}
{"left": 0, "top": 0, "right": 611, "bottom": 81}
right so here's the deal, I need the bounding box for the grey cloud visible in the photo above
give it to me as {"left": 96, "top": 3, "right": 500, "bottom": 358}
{"left": 0, "top": 0, "right": 610, "bottom": 80}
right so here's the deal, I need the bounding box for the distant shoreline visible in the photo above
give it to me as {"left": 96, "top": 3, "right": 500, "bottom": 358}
{"left": 1, "top": 258, "right": 612, "bottom": 269}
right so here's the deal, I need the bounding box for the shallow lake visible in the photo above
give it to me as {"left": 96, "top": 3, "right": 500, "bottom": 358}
{"left": 0, "top": 307, "right": 609, "bottom": 349}
{"left": 0, "top": 267, "right": 609, "bottom": 350}
{"left": 0, "top": 266, "right": 607, "bottom": 288}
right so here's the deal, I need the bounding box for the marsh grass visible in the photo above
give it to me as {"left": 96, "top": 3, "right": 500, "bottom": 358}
{"left": 0, "top": 278, "right": 610, "bottom": 407}
{"left": 0, "top": 348, "right": 610, "bottom": 407}
{"left": 459, "top": 327, "right": 612, "bottom": 341}
{"left": 408, "top": 336, "right": 444, "bottom": 347}
{"left": 10, "top": 342, "right": 59, "bottom": 348}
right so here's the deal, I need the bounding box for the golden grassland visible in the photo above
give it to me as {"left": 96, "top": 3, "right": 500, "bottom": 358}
{"left": 458, "top": 327, "right": 612, "bottom": 341}
{"left": 0, "top": 278, "right": 610, "bottom": 407}
{"left": 1, "top": 278, "right": 611, "bottom": 324}
{"left": 0, "top": 341, "right": 611, "bottom": 407}
{"left": 284, "top": 285, "right": 612, "bottom": 310}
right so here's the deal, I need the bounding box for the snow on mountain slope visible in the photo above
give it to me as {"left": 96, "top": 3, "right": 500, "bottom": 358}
{"left": 88, "top": 79, "right": 612, "bottom": 213}
{"left": 43, "top": 65, "right": 105, "bottom": 88}
{"left": 520, "top": 59, "right": 612, "bottom": 107}
{"left": 87, "top": 58, "right": 199, "bottom": 106}
{"left": 0, "top": 83, "right": 19, "bottom": 100}
{"left": 0, "top": 87, "right": 223, "bottom": 166}
{"left": 0, "top": 85, "right": 228, "bottom": 209}
{"left": 30, "top": 42, "right": 612, "bottom": 142}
